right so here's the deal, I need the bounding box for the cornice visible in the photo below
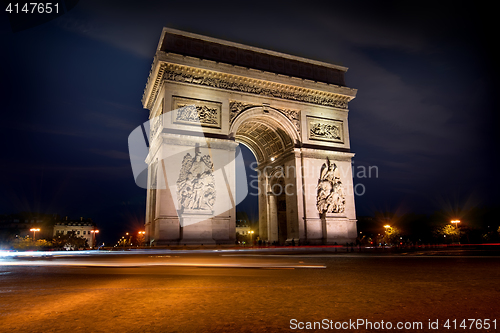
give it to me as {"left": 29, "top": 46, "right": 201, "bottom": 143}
{"left": 158, "top": 27, "right": 349, "bottom": 72}
{"left": 160, "top": 52, "right": 356, "bottom": 95}
{"left": 143, "top": 59, "right": 357, "bottom": 110}
{"left": 300, "top": 148, "right": 355, "bottom": 161}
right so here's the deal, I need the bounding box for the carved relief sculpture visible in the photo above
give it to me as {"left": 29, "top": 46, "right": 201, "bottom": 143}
{"left": 176, "top": 104, "right": 219, "bottom": 125}
{"left": 230, "top": 100, "right": 301, "bottom": 133}
{"left": 280, "top": 108, "right": 301, "bottom": 132}
{"left": 149, "top": 99, "right": 164, "bottom": 139}
{"left": 229, "top": 101, "right": 258, "bottom": 122}
{"left": 317, "top": 158, "right": 345, "bottom": 214}
{"left": 172, "top": 96, "right": 221, "bottom": 128}
{"left": 307, "top": 116, "right": 344, "bottom": 143}
{"left": 177, "top": 151, "right": 216, "bottom": 212}
{"left": 310, "top": 123, "right": 340, "bottom": 140}
{"left": 150, "top": 110, "right": 163, "bottom": 139}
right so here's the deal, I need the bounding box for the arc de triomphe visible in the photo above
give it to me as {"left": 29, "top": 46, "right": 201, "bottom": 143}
{"left": 142, "top": 28, "right": 357, "bottom": 246}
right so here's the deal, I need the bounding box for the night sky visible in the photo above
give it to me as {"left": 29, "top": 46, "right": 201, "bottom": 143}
{"left": 2, "top": 1, "right": 499, "bottom": 243}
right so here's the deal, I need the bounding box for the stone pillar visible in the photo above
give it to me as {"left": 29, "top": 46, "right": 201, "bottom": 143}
{"left": 179, "top": 211, "right": 215, "bottom": 245}
{"left": 268, "top": 193, "right": 278, "bottom": 242}
{"left": 300, "top": 151, "right": 357, "bottom": 244}
{"left": 146, "top": 134, "right": 237, "bottom": 245}
{"left": 154, "top": 158, "right": 180, "bottom": 245}
{"left": 294, "top": 150, "right": 306, "bottom": 242}
{"left": 258, "top": 173, "right": 269, "bottom": 240}
{"left": 284, "top": 155, "right": 300, "bottom": 243}
{"left": 322, "top": 214, "right": 351, "bottom": 244}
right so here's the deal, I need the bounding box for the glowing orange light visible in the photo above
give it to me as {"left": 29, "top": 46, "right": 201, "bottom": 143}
{"left": 30, "top": 228, "right": 40, "bottom": 241}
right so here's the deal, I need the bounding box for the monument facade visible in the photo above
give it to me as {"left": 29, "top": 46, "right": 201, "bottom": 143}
{"left": 142, "top": 28, "right": 358, "bottom": 245}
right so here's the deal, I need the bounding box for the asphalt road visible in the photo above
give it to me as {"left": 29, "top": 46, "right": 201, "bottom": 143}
{"left": 0, "top": 249, "right": 499, "bottom": 332}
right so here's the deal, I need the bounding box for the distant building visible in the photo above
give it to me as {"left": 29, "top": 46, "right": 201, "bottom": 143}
{"left": 235, "top": 220, "right": 251, "bottom": 236}
{"left": 0, "top": 213, "right": 97, "bottom": 248}
{"left": 53, "top": 217, "right": 97, "bottom": 248}
{"left": 236, "top": 211, "right": 258, "bottom": 237}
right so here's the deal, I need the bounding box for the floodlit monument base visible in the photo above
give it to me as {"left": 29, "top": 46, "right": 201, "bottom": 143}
{"left": 323, "top": 214, "right": 357, "bottom": 245}
{"left": 142, "top": 28, "right": 358, "bottom": 246}
{"left": 179, "top": 214, "right": 216, "bottom": 245}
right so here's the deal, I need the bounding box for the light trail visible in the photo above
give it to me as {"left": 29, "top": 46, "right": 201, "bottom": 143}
{"left": 0, "top": 260, "right": 325, "bottom": 269}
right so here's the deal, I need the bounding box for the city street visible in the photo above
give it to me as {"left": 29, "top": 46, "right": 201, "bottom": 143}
{"left": 0, "top": 249, "right": 499, "bottom": 332}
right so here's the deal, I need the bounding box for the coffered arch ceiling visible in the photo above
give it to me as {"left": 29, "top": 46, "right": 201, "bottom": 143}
{"left": 234, "top": 115, "right": 295, "bottom": 165}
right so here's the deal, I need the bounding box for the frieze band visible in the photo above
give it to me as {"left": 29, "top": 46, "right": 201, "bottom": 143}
{"left": 145, "top": 63, "right": 352, "bottom": 110}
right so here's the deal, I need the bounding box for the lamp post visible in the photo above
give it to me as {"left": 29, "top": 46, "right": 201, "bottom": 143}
{"left": 383, "top": 225, "right": 391, "bottom": 247}
{"left": 249, "top": 230, "right": 254, "bottom": 246}
{"left": 126, "top": 232, "right": 131, "bottom": 248}
{"left": 30, "top": 228, "right": 40, "bottom": 241}
{"left": 138, "top": 231, "right": 145, "bottom": 247}
{"left": 90, "top": 229, "right": 99, "bottom": 249}
{"left": 451, "top": 220, "right": 461, "bottom": 244}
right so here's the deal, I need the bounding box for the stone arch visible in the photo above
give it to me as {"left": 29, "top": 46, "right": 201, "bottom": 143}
{"left": 142, "top": 28, "right": 357, "bottom": 247}
{"left": 229, "top": 109, "right": 301, "bottom": 245}
{"left": 229, "top": 107, "right": 300, "bottom": 165}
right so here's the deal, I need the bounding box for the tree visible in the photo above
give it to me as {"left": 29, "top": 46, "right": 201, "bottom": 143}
{"left": 435, "top": 225, "right": 460, "bottom": 243}
{"left": 52, "top": 231, "right": 88, "bottom": 250}
{"left": 383, "top": 226, "right": 402, "bottom": 245}
{"left": 135, "top": 233, "right": 145, "bottom": 247}
{"left": 117, "top": 237, "right": 130, "bottom": 248}
{"left": 12, "top": 236, "right": 53, "bottom": 250}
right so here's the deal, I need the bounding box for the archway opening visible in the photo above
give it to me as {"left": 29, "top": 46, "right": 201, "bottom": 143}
{"left": 235, "top": 144, "right": 258, "bottom": 245}
{"left": 233, "top": 118, "right": 294, "bottom": 165}
{"left": 232, "top": 111, "right": 298, "bottom": 245}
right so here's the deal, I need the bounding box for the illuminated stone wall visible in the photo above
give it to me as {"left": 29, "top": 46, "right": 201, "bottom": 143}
{"left": 143, "top": 28, "right": 358, "bottom": 245}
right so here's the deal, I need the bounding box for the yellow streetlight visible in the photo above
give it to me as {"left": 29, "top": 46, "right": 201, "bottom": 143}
{"left": 382, "top": 225, "right": 392, "bottom": 247}
{"left": 90, "top": 229, "right": 99, "bottom": 249}
{"left": 451, "top": 220, "right": 461, "bottom": 244}
{"left": 451, "top": 220, "right": 460, "bottom": 229}
{"left": 249, "top": 230, "right": 254, "bottom": 246}
{"left": 137, "top": 231, "right": 146, "bottom": 247}
{"left": 30, "top": 228, "right": 40, "bottom": 241}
